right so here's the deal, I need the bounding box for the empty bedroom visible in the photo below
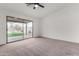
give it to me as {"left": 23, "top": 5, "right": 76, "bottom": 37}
{"left": 0, "top": 3, "right": 79, "bottom": 56}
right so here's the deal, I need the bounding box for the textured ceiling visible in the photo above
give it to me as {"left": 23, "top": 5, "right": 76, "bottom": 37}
{"left": 0, "top": 3, "right": 68, "bottom": 19}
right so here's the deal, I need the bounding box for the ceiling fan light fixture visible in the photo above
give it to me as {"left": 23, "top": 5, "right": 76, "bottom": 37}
{"left": 35, "top": 4, "right": 39, "bottom": 8}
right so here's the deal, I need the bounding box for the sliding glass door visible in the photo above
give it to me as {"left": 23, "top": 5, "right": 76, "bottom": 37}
{"left": 7, "top": 16, "right": 33, "bottom": 43}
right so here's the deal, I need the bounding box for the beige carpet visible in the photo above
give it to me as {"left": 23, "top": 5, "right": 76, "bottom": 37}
{"left": 0, "top": 38, "right": 79, "bottom": 56}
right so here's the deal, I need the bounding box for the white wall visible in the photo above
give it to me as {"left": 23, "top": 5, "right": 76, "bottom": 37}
{"left": 0, "top": 9, "right": 39, "bottom": 45}
{"left": 33, "top": 19, "right": 39, "bottom": 37}
{"left": 0, "top": 15, "right": 6, "bottom": 45}
{"left": 40, "top": 4, "right": 79, "bottom": 43}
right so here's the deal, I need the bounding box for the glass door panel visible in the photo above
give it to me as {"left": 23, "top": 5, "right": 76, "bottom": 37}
{"left": 27, "top": 22, "right": 32, "bottom": 38}
{"left": 7, "top": 21, "right": 24, "bottom": 42}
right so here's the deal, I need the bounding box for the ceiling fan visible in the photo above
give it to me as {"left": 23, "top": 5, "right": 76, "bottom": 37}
{"left": 25, "top": 3, "right": 45, "bottom": 9}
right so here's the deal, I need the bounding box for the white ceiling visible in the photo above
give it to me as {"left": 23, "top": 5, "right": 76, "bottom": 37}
{"left": 0, "top": 3, "right": 68, "bottom": 19}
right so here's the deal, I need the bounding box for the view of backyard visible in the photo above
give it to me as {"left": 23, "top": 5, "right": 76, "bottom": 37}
{"left": 7, "top": 22, "right": 24, "bottom": 37}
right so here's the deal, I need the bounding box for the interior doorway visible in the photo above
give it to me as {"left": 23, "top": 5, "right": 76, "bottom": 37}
{"left": 6, "top": 16, "right": 33, "bottom": 43}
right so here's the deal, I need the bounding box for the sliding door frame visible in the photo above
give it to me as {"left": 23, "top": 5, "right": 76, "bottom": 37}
{"left": 6, "top": 16, "right": 33, "bottom": 44}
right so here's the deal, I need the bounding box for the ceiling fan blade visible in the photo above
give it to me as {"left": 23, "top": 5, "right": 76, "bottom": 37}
{"left": 25, "top": 3, "right": 34, "bottom": 6}
{"left": 37, "top": 3, "right": 44, "bottom": 8}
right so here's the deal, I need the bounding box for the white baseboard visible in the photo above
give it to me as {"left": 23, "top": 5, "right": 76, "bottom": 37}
{"left": 39, "top": 36, "right": 79, "bottom": 44}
